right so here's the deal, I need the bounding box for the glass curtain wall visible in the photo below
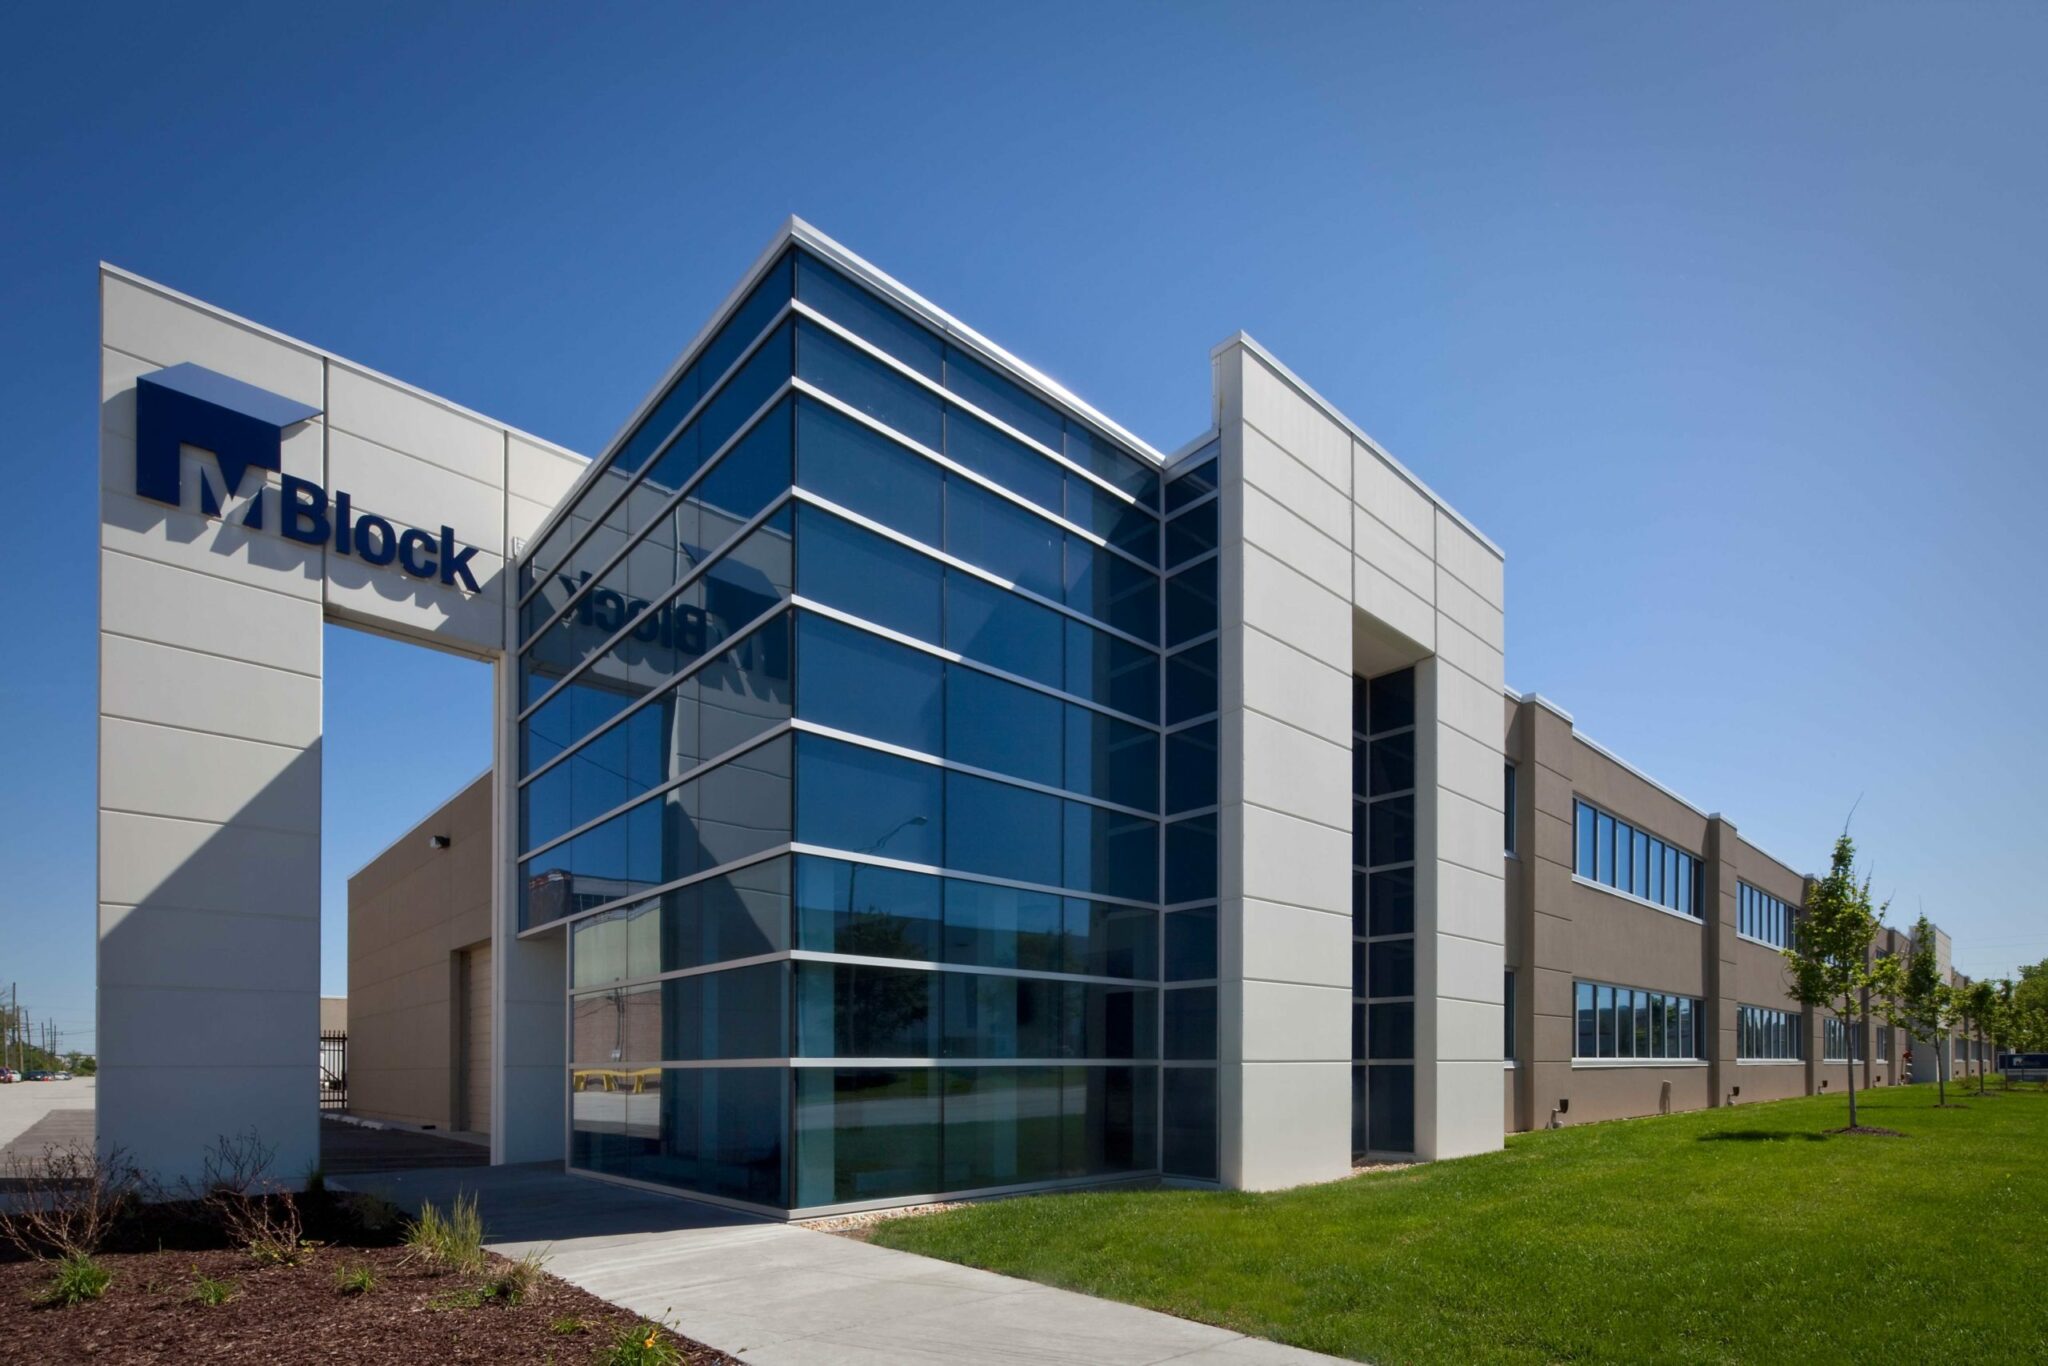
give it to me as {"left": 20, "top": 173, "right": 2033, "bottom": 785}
{"left": 1353, "top": 668, "right": 1417, "bottom": 1155}
{"left": 1160, "top": 445, "right": 1219, "bottom": 1181}
{"left": 522, "top": 245, "right": 1171, "bottom": 1210}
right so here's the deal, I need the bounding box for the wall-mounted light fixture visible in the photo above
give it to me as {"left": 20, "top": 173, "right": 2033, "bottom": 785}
{"left": 428, "top": 835, "right": 450, "bottom": 850}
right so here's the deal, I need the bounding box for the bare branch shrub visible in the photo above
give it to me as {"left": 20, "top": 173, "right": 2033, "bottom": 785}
{"left": 187, "top": 1130, "right": 306, "bottom": 1266}
{"left": 0, "top": 1141, "right": 149, "bottom": 1261}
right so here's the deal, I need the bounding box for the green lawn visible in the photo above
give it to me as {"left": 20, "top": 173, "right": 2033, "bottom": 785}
{"left": 870, "top": 1083, "right": 2048, "bottom": 1363}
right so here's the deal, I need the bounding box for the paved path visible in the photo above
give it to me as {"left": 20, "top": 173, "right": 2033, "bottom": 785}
{"left": 319, "top": 1117, "right": 488, "bottom": 1174}
{"left": 0, "top": 1077, "right": 95, "bottom": 1163}
{"left": 337, "top": 1163, "right": 1343, "bottom": 1365}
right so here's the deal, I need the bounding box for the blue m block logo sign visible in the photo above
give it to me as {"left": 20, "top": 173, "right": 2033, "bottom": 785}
{"left": 134, "top": 362, "right": 482, "bottom": 592}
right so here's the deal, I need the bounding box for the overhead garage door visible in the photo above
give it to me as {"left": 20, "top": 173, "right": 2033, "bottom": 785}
{"left": 461, "top": 942, "right": 492, "bottom": 1136}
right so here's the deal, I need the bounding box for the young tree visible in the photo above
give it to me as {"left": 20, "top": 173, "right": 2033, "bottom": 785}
{"left": 1783, "top": 832, "right": 1890, "bottom": 1131}
{"left": 1963, "top": 979, "right": 2000, "bottom": 1093}
{"left": 1886, "top": 915, "right": 1959, "bottom": 1107}
{"left": 1988, "top": 980, "right": 2018, "bottom": 1090}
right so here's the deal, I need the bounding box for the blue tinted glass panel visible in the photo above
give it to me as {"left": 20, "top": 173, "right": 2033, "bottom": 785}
{"left": 1066, "top": 707, "right": 1159, "bottom": 811}
{"left": 794, "top": 251, "right": 942, "bottom": 379}
{"left": 570, "top": 962, "right": 787, "bottom": 1063}
{"left": 1071, "top": 538, "right": 1160, "bottom": 642}
{"left": 1165, "top": 721, "right": 1218, "bottom": 814}
{"left": 1165, "top": 640, "right": 1218, "bottom": 725}
{"left": 943, "top": 572, "right": 1062, "bottom": 691}
{"left": 794, "top": 612, "right": 943, "bottom": 755}
{"left": 793, "top": 734, "right": 942, "bottom": 865}
{"left": 1368, "top": 939, "right": 1415, "bottom": 998}
{"left": 1165, "top": 907, "right": 1218, "bottom": 981}
{"left": 793, "top": 1068, "right": 938, "bottom": 1207}
{"left": 1367, "top": 1064, "right": 1414, "bottom": 1152}
{"left": 1368, "top": 868, "right": 1414, "bottom": 936}
{"left": 945, "top": 348, "right": 1062, "bottom": 452}
{"left": 795, "top": 507, "right": 943, "bottom": 643}
{"left": 793, "top": 855, "right": 941, "bottom": 962}
{"left": 1162, "top": 1066, "right": 1217, "bottom": 1178}
{"left": 1165, "top": 814, "right": 1216, "bottom": 904}
{"left": 1066, "top": 802, "right": 1158, "bottom": 903}
{"left": 795, "top": 322, "right": 941, "bottom": 449}
{"left": 1065, "top": 897, "right": 1155, "bottom": 980}
{"left": 945, "top": 772, "right": 1063, "bottom": 886}
{"left": 942, "top": 879, "right": 1065, "bottom": 972}
{"left": 1065, "top": 422, "right": 1159, "bottom": 504}
{"left": 946, "top": 480, "right": 1063, "bottom": 600}
{"left": 523, "top": 612, "right": 792, "bottom": 855}
{"left": 1165, "top": 498, "right": 1218, "bottom": 568}
{"left": 795, "top": 962, "right": 938, "bottom": 1058}
{"left": 1369, "top": 729, "right": 1416, "bottom": 796}
{"left": 941, "top": 1069, "right": 1060, "bottom": 1189}
{"left": 571, "top": 1064, "right": 786, "bottom": 1205}
{"left": 1068, "top": 475, "right": 1159, "bottom": 561}
{"left": 1368, "top": 1002, "right": 1414, "bottom": 1061}
{"left": 1165, "top": 556, "right": 1217, "bottom": 646}
{"left": 1066, "top": 618, "right": 1159, "bottom": 722}
{"left": 1164, "top": 987, "right": 1218, "bottom": 1060}
{"left": 521, "top": 735, "right": 792, "bottom": 929}
{"left": 570, "top": 857, "right": 790, "bottom": 988}
{"left": 947, "top": 667, "right": 1062, "bottom": 788}
{"left": 1164, "top": 456, "right": 1217, "bottom": 514}
{"left": 699, "top": 251, "right": 795, "bottom": 403}
{"left": 795, "top": 396, "right": 941, "bottom": 546}
{"left": 1369, "top": 670, "right": 1415, "bottom": 734}
{"left": 946, "top": 408, "right": 1063, "bottom": 515}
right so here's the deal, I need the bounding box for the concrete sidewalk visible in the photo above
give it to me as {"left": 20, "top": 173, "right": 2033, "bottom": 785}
{"left": 336, "top": 1164, "right": 1344, "bottom": 1365}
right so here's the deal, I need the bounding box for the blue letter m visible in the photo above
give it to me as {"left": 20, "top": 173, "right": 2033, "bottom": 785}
{"left": 134, "top": 363, "right": 322, "bottom": 514}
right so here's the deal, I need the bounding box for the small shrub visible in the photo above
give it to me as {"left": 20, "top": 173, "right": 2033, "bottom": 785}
{"left": 486, "top": 1247, "right": 547, "bottom": 1306}
{"left": 551, "top": 1315, "right": 590, "bottom": 1335}
{"left": 334, "top": 1263, "right": 376, "bottom": 1296}
{"left": 0, "top": 1141, "right": 148, "bottom": 1261}
{"left": 600, "top": 1321, "right": 683, "bottom": 1366}
{"left": 191, "top": 1269, "right": 236, "bottom": 1306}
{"left": 42, "top": 1253, "right": 113, "bottom": 1306}
{"left": 194, "top": 1130, "right": 307, "bottom": 1265}
{"left": 303, "top": 1164, "right": 327, "bottom": 1198}
{"left": 404, "top": 1191, "right": 486, "bottom": 1275}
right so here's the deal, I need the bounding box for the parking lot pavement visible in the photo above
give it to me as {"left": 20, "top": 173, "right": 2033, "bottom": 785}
{"left": 0, "top": 1076, "right": 95, "bottom": 1161}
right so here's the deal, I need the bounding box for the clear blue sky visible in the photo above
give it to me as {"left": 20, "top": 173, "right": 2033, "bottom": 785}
{"left": 4, "top": 3, "right": 2044, "bottom": 1050}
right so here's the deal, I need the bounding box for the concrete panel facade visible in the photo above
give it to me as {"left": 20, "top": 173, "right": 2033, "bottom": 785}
{"left": 1213, "top": 334, "right": 1506, "bottom": 1183}
{"left": 96, "top": 266, "right": 584, "bottom": 1184}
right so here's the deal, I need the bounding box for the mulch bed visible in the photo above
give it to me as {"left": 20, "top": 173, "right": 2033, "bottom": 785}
{"left": 0, "top": 1194, "right": 736, "bottom": 1364}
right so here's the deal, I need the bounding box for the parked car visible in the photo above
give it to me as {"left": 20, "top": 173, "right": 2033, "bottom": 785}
{"left": 0, "top": 1069, "right": 13, "bottom": 1083}
{"left": 24, "top": 1071, "right": 49, "bottom": 1082}
{"left": 55, "top": 1071, "right": 71, "bottom": 1081}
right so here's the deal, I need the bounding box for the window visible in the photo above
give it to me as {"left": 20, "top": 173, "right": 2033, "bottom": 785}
{"left": 1738, "top": 1004, "right": 1801, "bottom": 1061}
{"left": 1355, "top": 668, "right": 1418, "bottom": 1153}
{"left": 1823, "top": 1016, "right": 1864, "bottom": 1062}
{"left": 1738, "top": 882, "right": 1796, "bottom": 950}
{"left": 1573, "top": 979, "right": 1705, "bottom": 1060}
{"left": 1503, "top": 763, "right": 1517, "bottom": 854}
{"left": 1572, "top": 800, "right": 1701, "bottom": 918}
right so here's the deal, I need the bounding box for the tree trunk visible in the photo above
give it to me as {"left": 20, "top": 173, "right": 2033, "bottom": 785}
{"left": 1845, "top": 1008, "right": 1859, "bottom": 1129}
{"left": 1937, "top": 1038, "right": 1947, "bottom": 1107}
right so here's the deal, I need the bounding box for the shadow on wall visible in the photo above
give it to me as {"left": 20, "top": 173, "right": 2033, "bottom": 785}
{"left": 99, "top": 740, "right": 326, "bottom": 1190}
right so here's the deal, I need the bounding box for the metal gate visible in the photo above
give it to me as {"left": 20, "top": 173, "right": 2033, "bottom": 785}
{"left": 320, "top": 1030, "right": 348, "bottom": 1112}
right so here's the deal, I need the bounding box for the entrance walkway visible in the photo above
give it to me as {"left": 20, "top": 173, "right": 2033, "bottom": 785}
{"left": 335, "top": 1164, "right": 1341, "bottom": 1365}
